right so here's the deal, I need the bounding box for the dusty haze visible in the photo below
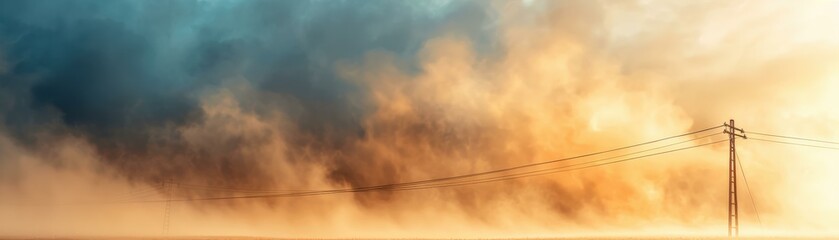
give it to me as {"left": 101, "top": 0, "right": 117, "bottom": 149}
{"left": 1, "top": 0, "right": 839, "bottom": 238}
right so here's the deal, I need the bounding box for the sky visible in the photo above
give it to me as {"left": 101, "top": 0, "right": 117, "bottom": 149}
{"left": 1, "top": 0, "right": 839, "bottom": 238}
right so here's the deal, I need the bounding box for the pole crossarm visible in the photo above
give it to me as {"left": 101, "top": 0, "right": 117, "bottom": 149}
{"left": 723, "top": 122, "right": 745, "bottom": 132}
{"left": 723, "top": 122, "right": 747, "bottom": 139}
{"left": 723, "top": 129, "right": 748, "bottom": 139}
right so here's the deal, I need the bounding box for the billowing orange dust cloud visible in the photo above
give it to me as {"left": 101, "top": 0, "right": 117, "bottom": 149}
{"left": 1, "top": 0, "right": 839, "bottom": 238}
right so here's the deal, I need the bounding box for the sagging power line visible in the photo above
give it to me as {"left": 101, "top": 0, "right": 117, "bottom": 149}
{"left": 747, "top": 131, "right": 839, "bottom": 145}
{"left": 155, "top": 139, "right": 728, "bottom": 203}
{"left": 127, "top": 126, "right": 727, "bottom": 203}
{"left": 174, "top": 131, "right": 726, "bottom": 195}
{"left": 11, "top": 125, "right": 725, "bottom": 207}
{"left": 748, "top": 137, "right": 839, "bottom": 151}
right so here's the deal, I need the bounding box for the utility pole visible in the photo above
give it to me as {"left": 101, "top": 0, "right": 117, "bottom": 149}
{"left": 724, "top": 119, "right": 746, "bottom": 238}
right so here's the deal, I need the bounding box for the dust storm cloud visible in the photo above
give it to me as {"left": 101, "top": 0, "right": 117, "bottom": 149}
{"left": 1, "top": 0, "right": 839, "bottom": 238}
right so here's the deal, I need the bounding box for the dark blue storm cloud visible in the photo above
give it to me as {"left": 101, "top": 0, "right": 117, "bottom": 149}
{"left": 0, "top": 0, "right": 498, "bottom": 185}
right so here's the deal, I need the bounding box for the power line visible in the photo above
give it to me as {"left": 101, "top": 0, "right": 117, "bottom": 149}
{"left": 239, "top": 133, "right": 724, "bottom": 193}
{"left": 746, "top": 131, "right": 839, "bottom": 145}
{"left": 124, "top": 138, "right": 728, "bottom": 203}
{"left": 386, "top": 139, "right": 729, "bottom": 192}
{"left": 749, "top": 137, "right": 839, "bottom": 151}
{"left": 736, "top": 151, "right": 762, "bottom": 228}
{"left": 168, "top": 126, "right": 725, "bottom": 194}
{"left": 74, "top": 131, "right": 728, "bottom": 204}
{"left": 369, "top": 134, "right": 726, "bottom": 190}
{"left": 327, "top": 135, "right": 725, "bottom": 192}
{"left": 8, "top": 125, "right": 725, "bottom": 206}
